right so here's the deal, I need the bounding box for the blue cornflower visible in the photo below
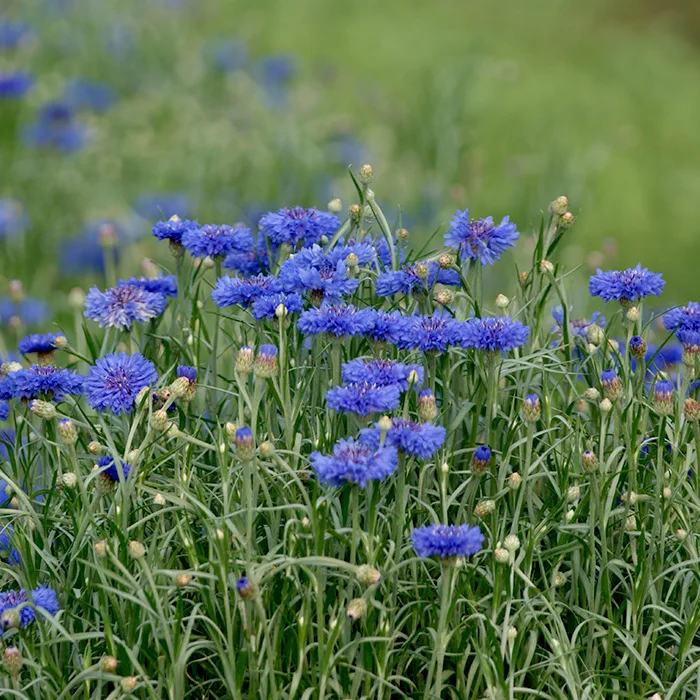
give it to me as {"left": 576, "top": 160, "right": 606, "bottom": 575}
{"left": 7, "top": 365, "right": 82, "bottom": 402}
{"left": 85, "top": 353, "right": 157, "bottom": 414}
{"left": 84, "top": 283, "right": 167, "bottom": 330}
{"left": 326, "top": 382, "right": 401, "bottom": 416}
{"left": 0, "top": 585, "right": 60, "bottom": 631}
{"left": 375, "top": 262, "right": 460, "bottom": 297}
{"left": 664, "top": 302, "right": 700, "bottom": 333}
{"left": 251, "top": 292, "right": 304, "bottom": 320}
{"left": 278, "top": 245, "right": 358, "bottom": 302}
{"left": 362, "top": 309, "right": 413, "bottom": 345}
{"left": 677, "top": 328, "right": 700, "bottom": 351}
{"left": 601, "top": 369, "right": 623, "bottom": 401}
{"left": 298, "top": 304, "right": 374, "bottom": 338}
{"left": 341, "top": 359, "right": 424, "bottom": 390}
{"left": 62, "top": 78, "right": 116, "bottom": 112}
{"left": 310, "top": 437, "right": 398, "bottom": 488}
{"left": 177, "top": 366, "right": 197, "bottom": 382}
{"left": 0, "top": 21, "right": 33, "bottom": 51}
{"left": 471, "top": 445, "right": 492, "bottom": 474}
{"left": 223, "top": 248, "right": 267, "bottom": 276}
{"left": 411, "top": 524, "right": 484, "bottom": 558}
{"left": 259, "top": 207, "right": 339, "bottom": 248}
{"left": 152, "top": 215, "right": 200, "bottom": 245}
{"left": 236, "top": 576, "right": 256, "bottom": 599}
{"left": 0, "top": 402, "right": 9, "bottom": 421}
{"left": 551, "top": 306, "right": 606, "bottom": 338}
{"left": 0, "top": 71, "right": 33, "bottom": 99}
{"left": 182, "top": 224, "right": 253, "bottom": 260}
{"left": 123, "top": 275, "right": 177, "bottom": 298}
{"left": 360, "top": 418, "right": 446, "bottom": 460}
{"left": 22, "top": 102, "right": 87, "bottom": 152}
{"left": 330, "top": 239, "right": 377, "bottom": 266}
{"left": 211, "top": 274, "right": 280, "bottom": 309}
{"left": 461, "top": 316, "right": 530, "bottom": 353}
{"left": 17, "top": 333, "right": 66, "bottom": 358}
{"left": 445, "top": 209, "right": 519, "bottom": 266}
{"left": 0, "top": 200, "right": 28, "bottom": 239}
{"left": 395, "top": 311, "right": 466, "bottom": 354}
{"left": 589, "top": 264, "right": 665, "bottom": 304}
{"left": 97, "top": 456, "right": 132, "bottom": 481}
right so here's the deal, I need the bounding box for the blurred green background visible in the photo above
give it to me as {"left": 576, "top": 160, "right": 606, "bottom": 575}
{"left": 2, "top": 0, "right": 700, "bottom": 319}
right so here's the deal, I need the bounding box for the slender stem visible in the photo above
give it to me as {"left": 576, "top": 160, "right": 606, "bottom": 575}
{"left": 425, "top": 564, "right": 453, "bottom": 700}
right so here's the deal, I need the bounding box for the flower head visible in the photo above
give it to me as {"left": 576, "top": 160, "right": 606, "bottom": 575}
{"left": 0, "top": 298, "right": 49, "bottom": 328}
{"left": 341, "top": 359, "right": 424, "bottom": 390}
{"left": 182, "top": 224, "right": 253, "bottom": 260}
{"left": 0, "top": 71, "right": 33, "bottom": 99}
{"left": 395, "top": 311, "right": 466, "bottom": 354}
{"left": 298, "top": 304, "right": 373, "bottom": 338}
{"left": 211, "top": 274, "right": 280, "bottom": 309}
{"left": 0, "top": 585, "right": 59, "bottom": 632}
{"left": 360, "top": 418, "right": 446, "bottom": 460}
{"left": 653, "top": 380, "right": 674, "bottom": 416}
{"left": 177, "top": 366, "right": 197, "bottom": 383}
{"left": 589, "top": 265, "right": 665, "bottom": 304}
{"left": 251, "top": 292, "right": 304, "bottom": 320}
{"left": 471, "top": 445, "right": 492, "bottom": 475}
{"left": 461, "top": 316, "right": 529, "bottom": 353}
{"left": 6, "top": 365, "right": 82, "bottom": 402}
{"left": 0, "top": 402, "right": 9, "bottom": 422}
{"left": 85, "top": 353, "right": 157, "bottom": 414}
{"left": 84, "top": 284, "right": 167, "bottom": 330}
{"left": 663, "top": 302, "right": 700, "bottom": 334}
{"left": 17, "top": 333, "right": 66, "bottom": 359}
{"left": 278, "top": 245, "right": 357, "bottom": 302}
{"left": 152, "top": 215, "right": 200, "bottom": 244}
{"left": 123, "top": 275, "right": 177, "bottom": 298}
{"left": 445, "top": 209, "right": 519, "bottom": 266}
{"left": 375, "top": 262, "right": 460, "bottom": 297}
{"left": 361, "top": 309, "right": 413, "bottom": 345}
{"left": 325, "top": 382, "right": 401, "bottom": 416}
{"left": 259, "top": 206, "right": 339, "bottom": 247}
{"left": 310, "top": 437, "right": 398, "bottom": 488}
{"left": 98, "top": 456, "right": 132, "bottom": 481}
{"left": 22, "top": 101, "right": 86, "bottom": 152}
{"left": 411, "top": 524, "right": 484, "bottom": 558}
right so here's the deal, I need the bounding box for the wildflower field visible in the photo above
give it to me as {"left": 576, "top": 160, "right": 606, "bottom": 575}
{"left": 3, "top": 1, "right": 700, "bottom": 699}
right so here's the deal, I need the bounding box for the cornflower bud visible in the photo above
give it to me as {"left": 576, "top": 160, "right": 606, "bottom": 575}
{"left": 175, "top": 573, "right": 192, "bottom": 587}
{"left": 495, "top": 294, "right": 509, "bottom": 309}
{"left": 346, "top": 598, "right": 368, "bottom": 621}
{"left": 260, "top": 441, "right": 275, "bottom": 458}
{"left": 539, "top": 259, "right": 554, "bottom": 275}
{"left": 61, "top": 472, "right": 77, "bottom": 489}
{"left": 128, "top": 541, "right": 146, "bottom": 560}
{"left": 474, "top": 499, "right": 495, "bottom": 517}
{"left": 600, "top": 398, "right": 613, "bottom": 414}
{"left": 587, "top": 324, "right": 604, "bottom": 346}
{"left": 236, "top": 576, "right": 257, "bottom": 600}
{"left": 236, "top": 346, "right": 254, "bottom": 375}
{"left": 254, "top": 344, "right": 278, "bottom": 378}
{"left": 494, "top": 548, "right": 510, "bottom": 564}
{"left": 582, "top": 450, "right": 599, "bottom": 473}
{"left": 601, "top": 369, "right": 622, "bottom": 402}
{"left": 359, "top": 164, "right": 374, "bottom": 184}
{"left": 327, "top": 198, "right": 343, "bottom": 214}
{"left": 470, "top": 446, "right": 492, "bottom": 476}
{"left": 560, "top": 212, "right": 575, "bottom": 228}
{"left": 503, "top": 534, "right": 520, "bottom": 552}
{"left": 437, "top": 253, "right": 455, "bottom": 269}
{"left": 583, "top": 387, "right": 600, "bottom": 401}
{"left": 436, "top": 290, "right": 454, "bottom": 306}
{"left": 235, "top": 427, "right": 255, "bottom": 462}
{"left": 88, "top": 441, "right": 104, "bottom": 455}
{"left": 356, "top": 565, "right": 382, "bottom": 586}
{"left": 29, "top": 400, "right": 55, "bottom": 420}
{"left": 684, "top": 398, "right": 700, "bottom": 422}
{"left": 521, "top": 394, "right": 541, "bottom": 423}
{"left": 508, "top": 473, "right": 522, "bottom": 491}
{"left": 2, "top": 646, "right": 23, "bottom": 676}
{"left": 150, "top": 409, "right": 169, "bottom": 432}
{"left": 100, "top": 655, "right": 118, "bottom": 673}
{"left": 629, "top": 335, "right": 647, "bottom": 360}
{"left": 626, "top": 307, "right": 640, "bottom": 323}
{"left": 549, "top": 196, "right": 568, "bottom": 215}
{"left": 653, "top": 380, "right": 674, "bottom": 416}
{"left": 417, "top": 389, "right": 438, "bottom": 422}
{"left": 57, "top": 418, "right": 78, "bottom": 445}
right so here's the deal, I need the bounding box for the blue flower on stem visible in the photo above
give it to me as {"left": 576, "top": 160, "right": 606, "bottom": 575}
{"left": 588, "top": 264, "right": 665, "bottom": 304}
{"left": 211, "top": 274, "right": 280, "bottom": 309}
{"left": 444, "top": 209, "right": 519, "bottom": 266}
{"left": 395, "top": 311, "right": 466, "bottom": 354}
{"left": 182, "top": 224, "right": 253, "bottom": 260}
{"left": 123, "top": 275, "right": 177, "bottom": 298}
{"left": 84, "top": 283, "right": 167, "bottom": 330}
{"left": 341, "top": 359, "right": 423, "bottom": 390}
{"left": 361, "top": 309, "right": 413, "bottom": 345}
{"left": 97, "top": 456, "right": 132, "bottom": 481}
{"left": 461, "top": 316, "right": 530, "bottom": 353}
{"left": 6, "top": 365, "right": 82, "bottom": 402}
{"left": 85, "top": 352, "right": 157, "bottom": 414}
{"left": 325, "top": 382, "right": 401, "bottom": 416}
{"left": 310, "top": 437, "right": 398, "bottom": 488}
{"left": 298, "top": 304, "right": 374, "bottom": 338}
{"left": 17, "top": 333, "right": 66, "bottom": 358}
{"left": 251, "top": 292, "right": 304, "bottom": 321}
{"left": 376, "top": 262, "right": 460, "bottom": 297}
{"left": 152, "top": 216, "right": 200, "bottom": 245}
{"left": 411, "top": 524, "right": 484, "bottom": 558}
{"left": 259, "top": 207, "right": 339, "bottom": 248}
{"left": 361, "top": 418, "right": 446, "bottom": 460}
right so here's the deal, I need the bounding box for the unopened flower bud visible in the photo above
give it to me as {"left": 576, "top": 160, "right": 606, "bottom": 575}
{"left": 1, "top": 608, "right": 20, "bottom": 630}
{"left": 61, "top": 472, "right": 77, "bottom": 489}
{"left": 100, "top": 655, "right": 118, "bottom": 673}
{"left": 57, "top": 418, "right": 78, "bottom": 445}
{"left": 88, "top": 441, "right": 103, "bottom": 455}
{"left": 566, "top": 509, "right": 575, "bottom": 522}
{"left": 128, "top": 540, "right": 146, "bottom": 560}
{"left": 8, "top": 279, "right": 23, "bottom": 302}
{"left": 437, "top": 253, "right": 455, "bottom": 269}
{"left": 260, "top": 441, "right": 275, "bottom": 458}
{"left": 236, "top": 576, "right": 257, "bottom": 600}
{"left": 508, "top": 473, "right": 522, "bottom": 491}
{"left": 539, "top": 259, "right": 554, "bottom": 275}
{"left": 94, "top": 540, "right": 107, "bottom": 557}
{"left": 495, "top": 294, "right": 509, "bottom": 309}
{"left": 653, "top": 380, "right": 674, "bottom": 416}
{"left": 346, "top": 598, "right": 368, "bottom": 621}
{"left": 417, "top": 389, "right": 438, "bottom": 422}
{"left": 607, "top": 338, "right": 620, "bottom": 354}
{"left": 348, "top": 204, "right": 362, "bottom": 222}
{"left": 435, "top": 290, "right": 453, "bottom": 306}
{"left": 625, "top": 513, "right": 636, "bottom": 532}
{"left": 503, "top": 534, "right": 520, "bottom": 552}
{"left": 626, "top": 307, "right": 640, "bottom": 323}
{"left": 235, "top": 427, "right": 255, "bottom": 462}
{"left": 676, "top": 528, "right": 688, "bottom": 541}
{"left": 567, "top": 485, "right": 580, "bottom": 502}
{"left": 175, "top": 573, "right": 192, "bottom": 587}
{"left": 684, "top": 398, "right": 700, "bottom": 422}
{"left": 377, "top": 415, "right": 393, "bottom": 433}
{"left": 1, "top": 361, "right": 22, "bottom": 376}
{"left": 474, "top": 499, "right": 496, "bottom": 518}
{"left": 254, "top": 344, "right": 278, "bottom": 378}
{"left": 560, "top": 212, "right": 575, "bottom": 228}
{"left": 120, "top": 677, "right": 137, "bottom": 693}
{"left": 599, "top": 398, "right": 613, "bottom": 414}
{"left": 69, "top": 287, "right": 86, "bottom": 309}
{"left": 663, "top": 487, "right": 672, "bottom": 501}
{"left": 98, "top": 223, "right": 117, "bottom": 248}
{"left": 275, "top": 303, "right": 287, "bottom": 319}
{"left": 629, "top": 335, "right": 647, "bottom": 359}
{"left": 150, "top": 409, "right": 169, "bottom": 432}
{"left": 345, "top": 253, "right": 359, "bottom": 271}
{"left": 549, "top": 196, "right": 568, "bottom": 215}
{"left": 3, "top": 646, "right": 23, "bottom": 676}
{"left": 587, "top": 324, "right": 604, "bottom": 346}
{"left": 575, "top": 399, "right": 588, "bottom": 414}
{"left": 521, "top": 394, "right": 541, "bottom": 423}
{"left": 519, "top": 271, "right": 529, "bottom": 284}
{"left": 507, "top": 626, "right": 518, "bottom": 643}
{"left": 471, "top": 446, "right": 492, "bottom": 476}
{"left": 169, "top": 376, "right": 190, "bottom": 400}
{"left": 494, "top": 547, "right": 510, "bottom": 564}
{"left": 225, "top": 422, "right": 237, "bottom": 442}
{"left": 359, "top": 164, "right": 374, "bottom": 184}
{"left": 583, "top": 387, "right": 600, "bottom": 401}
{"left": 236, "top": 346, "right": 254, "bottom": 375}
{"left": 153, "top": 493, "right": 166, "bottom": 506}
{"left": 29, "top": 399, "right": 56, "bottom": 420}
{"left": 136, "top": 386, "right": 150, "bottom": 406}
{"left": 582, "top": 450, "right": 598, "bottom": 473}
{"left": 327, "top": 198, "right": 343, "bottom": 214}
{"left": 414, "top": 263, "right": 429, "bottom": 280}
{"left": 356, "top": 565, "right": 382, "bottom": 586}
{"left": 398, "top": 228, "right": 409, "bottom": 241}
{"left": 553, "top": 573, "right": 566, "bottom": 587}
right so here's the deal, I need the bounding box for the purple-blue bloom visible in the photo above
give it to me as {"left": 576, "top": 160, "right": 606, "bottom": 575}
{"left": 223, "top": 248, "right": 267, "bottom": 276}
{"left": 211, "top": 274, "right": 280, "bottom": 309}
{"left": 251, "top": 292, "right": 304, "bottom": 320}
{"left": 152, "top": 216, "right": 200, "bottom": 245}
{"left": 341, "top": 359, "right": 424, "bottom": 390}
{"left": 411, "top": 524, "right": 485, "bottom": 558}
{"left": 0, "top": 71, "right": 33, "bottom": 99}
{"left": 17, "top": 333, "right": 66, "bottom": 357}
{"left": 663, "top": 302, "right": 700, "bottom": 333}
{"left": 22, "top": 102, "right": 87, "bottom": 153}
{"left": 0, "top": 401, "right": 9, "bottom": 422}
{"left": 0, "top": 21, "right": 33, "bottom": 51}
{"left": 361, "top": 309, "right": 413, "bottom": 345}
{"left": 98, "top": 456, "right": 132, "bottom": 481}
{"left": 259, "top": 207, "right": 339, "bottom": 248}
{"left": 177, "top": 366, "right": 197, "bottom": 382}
{"left": 375, "top": 262, "right": 460, "bottom": 297}
{"left": 182, "top": 224, "right": 253, "bottom": 260}
{"left": 7, "top": 365, "right": 82, "bottom": 402}
{"left": 297, "top": 304, "right": 374, "bottom": 338}
{"left": 0, "top": 298, "right": 49, "bottom": 328}
{"left": 461, "top": 316, "right": 529, "bottom": 353}
{"left": 395, "top": 311, "right": 467, "bottom": 354}
{"left": 123, "top": 275, "right": 177, "bottom": 298}
{"left": 84, "top": 283, "right": 167, "bottom": 330}
{"left": 552, "top": 306, "right": 606, "bottom": 338}
{"left": 361, "top": 418, "right": 446, "bottom": 460}
{"left": 310, "top": 437, "right": 398, "bottom": 488}
{"left": 445, "top": 209, "right": 519, "bottom": 266}
{"left": 589, "top": 264, "right": 665, "bottom": 303}
{"left": 0, "top": 585, "right": 60, "bottom": 631}
{"left": 85, "top": 352, "right": 157, "bottom": 414}
{"left": 325, "top": 382, "right": 401, "bottom": 416}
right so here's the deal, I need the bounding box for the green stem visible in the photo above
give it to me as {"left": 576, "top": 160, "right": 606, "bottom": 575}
{"left": 425, "top": 565, "right": 453, "bottom": 700}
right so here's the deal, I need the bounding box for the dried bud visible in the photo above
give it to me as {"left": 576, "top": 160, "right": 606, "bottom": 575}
{"left": 88, "top": 441, "right": 104, "bottom": 455}
{"left": 549, "top": 196, "right": 568, "bottom": 215}
{"left": 175, "top": 573, "right": 192, "bottom": 587}
{"left": 29, "top": 399, "right": 56, "bottom": 420}
{"left": 474, "top": 499, "right": 496, "bottom": 518}
{"left": 127, "top": 540, "right": 146, "bottom": 560}
{"left": 356, "top": 565, "right": 382, "bottom": 586}
{"left": 100, "top": 655, "right": 118, "bottom": 673}
{"left": 346, "top": 598, "right": 368, "bottom": 621}
{"left": 437, "top": 253, "right": 455, "bottom": 269}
